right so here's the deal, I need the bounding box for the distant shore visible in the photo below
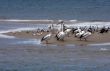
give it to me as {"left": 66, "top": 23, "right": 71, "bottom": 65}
{"left": 3, "top": 30, "right": 110, "bottom": 45}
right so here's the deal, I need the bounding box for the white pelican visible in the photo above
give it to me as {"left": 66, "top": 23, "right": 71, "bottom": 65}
{"left": 56, "top": 31, "right": 66, "bottom": 41}
{"left": 81, "top": 31, "right": 91, "bottom": 41}
{"left": 75, "top": 31, "right": 85, "bottom": 38}
{"left": 55, "top": 20, "right": 66, "bottom": 41}
{"left": 41, "top": 33, "right": 52, "bottom": 44}
{"left": 41, "top": 23, "right": 56, "bottom": 44}
{"left": 76, "top": 31, "right": 91, "bottom": 41}
{"left": 64, "top": 28, "right": 72, "bottom": 37}
{"left": 74, "top": 28, "right": 81, "bottom": 34}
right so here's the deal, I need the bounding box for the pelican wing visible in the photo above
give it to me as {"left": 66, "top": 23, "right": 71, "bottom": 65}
{"left": 41, "top": 34, "right": 51, "bottom": 41}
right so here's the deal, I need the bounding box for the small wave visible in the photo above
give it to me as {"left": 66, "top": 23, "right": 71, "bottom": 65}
{"left": 0, "top": 19, "right": 54, "bottom": 22}
{"left": 0, "top": 27, "right": 37, "bottom": 34}
{"left": 89, "top": 43, "right": 110, "bottom": 46}
{"left": 69, "top": 22, "right": 110, "bottom": 27}
{"left": 69, "top": 19, "right": 78, "bottom": 22}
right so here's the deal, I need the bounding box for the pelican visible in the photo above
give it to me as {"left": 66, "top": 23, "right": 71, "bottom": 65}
{"left": 56, "top": 31, "right": 66, "bottom": 41}
{"left": 41, "top": 33, "right": 52, "bottom": 44}
{"left": 81, "top": 31, "right": 91, "bottom": 41}
{"left": 55, "top": 20, "right": 66, "bottom": 41}
{"left": 41, "top": 23, "right": 56, "bottom": 44}
{"left": 76, "top": 31, "right": 91, "bottom": 41}
{"left": 75, "top": 31, "right": 85, "bottom": 38}
{"left": 64, "top": 28, "right": 72, "bottom": 37}
{"left": 74, "top": 28, "right": 81, "bottom": 34}
{"left": 100, "top": 27, "right": 109, "bottom": 33}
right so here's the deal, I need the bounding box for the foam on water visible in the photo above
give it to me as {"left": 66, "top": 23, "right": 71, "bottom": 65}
{"left": 100, "top": 48, "right": 108, "bottom": 51}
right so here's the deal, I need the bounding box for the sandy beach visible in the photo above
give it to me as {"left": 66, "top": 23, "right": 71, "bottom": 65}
{"left": 4, "top": 30, "right": 110, "bottom": 45}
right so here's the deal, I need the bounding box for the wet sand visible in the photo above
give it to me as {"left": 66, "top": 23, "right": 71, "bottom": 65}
{"left": 4, "top": 31, "right": 110, "bottom": 45}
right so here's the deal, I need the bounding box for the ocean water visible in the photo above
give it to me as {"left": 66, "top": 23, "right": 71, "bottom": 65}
{"left": 0, "top": 0, "right": 110, "bottom": 21}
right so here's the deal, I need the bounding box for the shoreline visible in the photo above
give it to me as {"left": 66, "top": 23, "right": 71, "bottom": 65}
{"left": 3, "top": 30, "right": 110, "bottom": 45}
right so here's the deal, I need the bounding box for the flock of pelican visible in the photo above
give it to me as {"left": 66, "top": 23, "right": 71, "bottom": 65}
{"left": 41, "top": 20, "right": 109, "bottom": 44}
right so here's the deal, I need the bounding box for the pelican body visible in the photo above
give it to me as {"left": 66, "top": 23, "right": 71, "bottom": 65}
{"left": 82, "top": 32, "right": 91, "bottom": 40}
{"left": 75, "top": 31, "right": 91, "bottom": 41}
{"left": 41, "top": 33, "right": 52, "bottom": 43}
{"left": 55, "top": 20, "right": 66, "bottom": 41}
{"left": 65, "top": 28, "right": 72, "bottom": 37}
{"left": 56, "top": 31, "right": 65, "bottom": 41}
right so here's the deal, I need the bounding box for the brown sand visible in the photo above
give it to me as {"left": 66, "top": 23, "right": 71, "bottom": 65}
{"left": 3, "top": 31, "right": 110, "bottom": 45}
